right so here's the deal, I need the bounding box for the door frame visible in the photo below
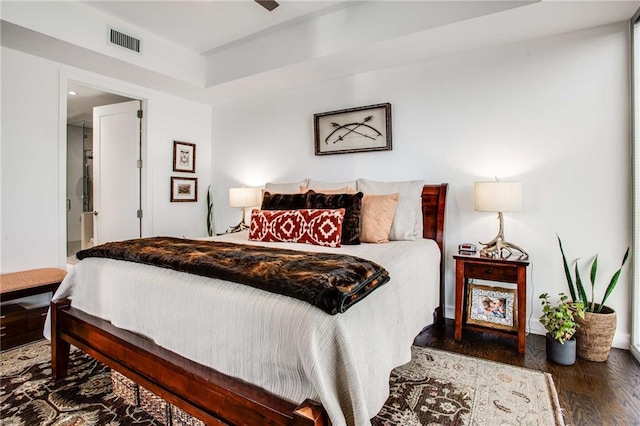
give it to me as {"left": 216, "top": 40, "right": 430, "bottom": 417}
{"left": 58, "top": 70, "right": 150, "bottom": 268}
{"left": 631, "top": 10, "right": 640, "bottom": 363}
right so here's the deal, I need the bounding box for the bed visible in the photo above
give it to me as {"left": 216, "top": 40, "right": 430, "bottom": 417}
{"left": 47, "top": 183, "right": 447, "bottom": 426}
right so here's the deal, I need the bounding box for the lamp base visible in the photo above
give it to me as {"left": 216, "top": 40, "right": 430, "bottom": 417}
{"left": 227, "top": 208, "right": 250, "bottom": 234}
{"left": 480, "top": 238, "right": 529, "bottom": 259}
{"left": 227, "top": 221, "right": 249, "bottom": 234}
{"left": 479, "top": 212, "right": 529, "bottom": 259}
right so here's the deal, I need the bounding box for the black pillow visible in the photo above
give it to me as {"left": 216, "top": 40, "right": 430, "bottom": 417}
{"left": 307, "top": 192, "right": 363, "bottom": 245}
{"left": 261, "top": 191, "right": 309, "bottom": 210}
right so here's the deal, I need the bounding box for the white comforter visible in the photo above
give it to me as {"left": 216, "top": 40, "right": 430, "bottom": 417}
{"left": 46, "top": 232, "right": 440, "bottom": 426}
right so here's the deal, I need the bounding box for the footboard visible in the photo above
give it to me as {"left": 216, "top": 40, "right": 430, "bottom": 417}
{"left": 51, "top": 299, "right": 327, "bottom": 426}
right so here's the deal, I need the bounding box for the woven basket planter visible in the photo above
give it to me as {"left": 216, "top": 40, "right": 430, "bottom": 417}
{"left": 574, "top": 304, "right": 616, "bottom": 362}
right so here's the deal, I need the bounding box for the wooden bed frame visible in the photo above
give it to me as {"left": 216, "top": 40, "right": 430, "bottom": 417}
{"left": 52, "top": 183, "right": 448, "bottom": 426}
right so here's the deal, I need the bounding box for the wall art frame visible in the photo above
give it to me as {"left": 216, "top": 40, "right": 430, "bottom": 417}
{"left": 314, "top": 103, "right": 392, "bottom": 156}
{"left": 171, "top": 177, "right": 198, "bottom": 202}
{"left": 173, "top": 141, "right": 196, "bottom": 173}
{"left": 466, "top": 283, "right": 517, "bottom": 332}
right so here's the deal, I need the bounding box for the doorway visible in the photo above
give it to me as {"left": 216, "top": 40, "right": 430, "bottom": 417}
{"left": 66, "top": 82, "right": 137, "bottom": 260}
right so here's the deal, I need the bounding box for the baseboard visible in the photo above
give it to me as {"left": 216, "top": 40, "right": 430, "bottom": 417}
{"left": 445, "top": 306, "right": 631, "bottom": 349}
{"left": 631, "top": 345, "right": 640, "bottom": 363}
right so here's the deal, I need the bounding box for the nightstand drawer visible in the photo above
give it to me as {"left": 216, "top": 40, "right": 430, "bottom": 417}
{"left": 464, "top": 262, "right": 518, "bottom": 282}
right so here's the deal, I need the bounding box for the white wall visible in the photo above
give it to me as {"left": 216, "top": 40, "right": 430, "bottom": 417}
{"left": 211, "top": 22, "right": 632, "bottom": 347}
{"left": 1, "top": 46, "right": 212, "bottom": 272}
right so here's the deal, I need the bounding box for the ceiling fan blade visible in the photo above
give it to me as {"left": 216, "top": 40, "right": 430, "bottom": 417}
{"left": 255, "top": 0, "right": 279, "bottom": 12}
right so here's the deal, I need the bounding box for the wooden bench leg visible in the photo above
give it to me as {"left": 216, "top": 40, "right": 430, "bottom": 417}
{"left": 51, "top": 299, "right": 71, "bottom": 380}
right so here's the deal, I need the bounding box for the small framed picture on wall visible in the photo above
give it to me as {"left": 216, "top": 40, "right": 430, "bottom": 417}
{"left": 171, "top": 177, "right": 198, "bottom": 202}
{"left": 173, "top": 141, "right": 196, "bottom": 173}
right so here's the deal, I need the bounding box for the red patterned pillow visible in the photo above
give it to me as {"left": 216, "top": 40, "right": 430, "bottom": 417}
{"left": 249, "top": 209, "right": 346, "bottom": 247}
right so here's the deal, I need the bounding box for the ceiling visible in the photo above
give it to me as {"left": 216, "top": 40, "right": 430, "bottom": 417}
{"left": 5, "top": 1, "right": 638, "bottom": 109}
{"left": 81, "top": 0, "right": 352, "bottom": 54}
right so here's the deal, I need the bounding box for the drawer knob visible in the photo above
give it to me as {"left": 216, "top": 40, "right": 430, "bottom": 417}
{"left": 40, "top": 312, "right": 48, "bottom": 317}
{"left": 485, "top": 268, "right": 493, "bottom": 274}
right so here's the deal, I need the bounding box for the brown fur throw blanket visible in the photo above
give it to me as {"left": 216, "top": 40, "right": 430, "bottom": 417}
{"left": 76, "top": 237, "right": 390, "bottom": 315}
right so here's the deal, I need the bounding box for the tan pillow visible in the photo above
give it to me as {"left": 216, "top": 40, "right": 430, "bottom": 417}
{"left": 299, "top": 186, "right": 356, "bottom": 194}
{"left": 360, "top": 193, "right": 400, "bottom": 243}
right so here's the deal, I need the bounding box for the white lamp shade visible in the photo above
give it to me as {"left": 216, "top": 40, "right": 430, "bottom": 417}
{"left": 474, "top": 181, "right": 522, "bottom": 212}
{"left": 229, "top": 187, "right": 260, "bottom": 208}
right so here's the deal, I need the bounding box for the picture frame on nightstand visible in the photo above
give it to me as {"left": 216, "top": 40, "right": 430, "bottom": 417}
{"left": 466, "top": 283, "right": 518, "bottom": 332}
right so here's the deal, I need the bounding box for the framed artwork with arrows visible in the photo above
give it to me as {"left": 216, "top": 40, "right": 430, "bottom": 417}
{"left": 314, "top": 103, "right": 392, "bottom": 155}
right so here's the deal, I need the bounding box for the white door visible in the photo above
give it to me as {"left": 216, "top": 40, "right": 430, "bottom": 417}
{"left": 93, "top": 100, "right": 142, "bottom": 244}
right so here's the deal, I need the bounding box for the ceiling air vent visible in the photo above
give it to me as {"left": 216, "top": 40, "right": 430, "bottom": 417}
{"left": 108, "top": 27, "right": 141, "bottom": 54}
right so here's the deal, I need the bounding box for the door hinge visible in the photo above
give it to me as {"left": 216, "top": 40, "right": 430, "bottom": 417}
{"left": 137, "top": 159, "right": 143, "bottom": 168}
{"left": 137, "top": 110, "right": 143, "bottom": 119}
{"left": 137, "top": 210, "right": 143, "bottom": 219}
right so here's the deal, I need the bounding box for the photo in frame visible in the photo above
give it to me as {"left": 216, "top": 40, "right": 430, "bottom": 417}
{"left": 173, "top": 141, "right": 196, "bottom": 173}
{"left": 314, "top": 103, "right": 392, "bottom": 155}
{"left": 466, "top": 283, "right": 517, "bottom": 331}
{"left": 171, "top": 177, "right": 198, "bottom": 202}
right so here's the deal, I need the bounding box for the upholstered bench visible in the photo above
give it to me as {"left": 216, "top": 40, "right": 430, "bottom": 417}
{"left": 1, "top": 268, "right": 66, "bottom": 350}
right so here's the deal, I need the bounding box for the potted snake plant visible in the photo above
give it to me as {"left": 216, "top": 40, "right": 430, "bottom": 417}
{"left": 539, "top": 292, "right": 585, "bottom": 365}
{"left": 557, "top": 236, "right": 629, "bottom": 361}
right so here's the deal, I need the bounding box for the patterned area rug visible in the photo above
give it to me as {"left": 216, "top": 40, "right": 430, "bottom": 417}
{"left": 0, "top": 340, "right": 564, "bottom": 425}
{"left": 0, "top": 340, "right": 159, "bottom": 425}
{"left": 372, "top": 346, "right": 564, "bottom": 425}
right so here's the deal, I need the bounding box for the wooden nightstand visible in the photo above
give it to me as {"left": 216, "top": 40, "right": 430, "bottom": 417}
{"left": 453, "top": 253, "right": 529, "bottom": 353}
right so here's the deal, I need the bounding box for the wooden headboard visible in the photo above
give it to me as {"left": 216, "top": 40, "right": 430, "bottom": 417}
{"left": 421, "top": 184, "right": 448, "bottom": 325}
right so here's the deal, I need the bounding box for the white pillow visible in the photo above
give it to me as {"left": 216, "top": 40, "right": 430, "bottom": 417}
{"left": 307, "top": 179, "right": 357, "bottom": 191}
{"left": 356, "top": 178, "right": 424, "bottom": 240}
{"left": 264, "top": 179, "right": 309, "bottom": 194}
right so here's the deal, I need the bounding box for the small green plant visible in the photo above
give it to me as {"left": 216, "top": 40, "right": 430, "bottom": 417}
{"left": 206, "top": 184, "right": 214, "bottom": 237}
{"left": 539, "top": 293, "right": 585, "bottom": 343}
{"left": 557, "top": 236, "right": 629, "bottom": 313}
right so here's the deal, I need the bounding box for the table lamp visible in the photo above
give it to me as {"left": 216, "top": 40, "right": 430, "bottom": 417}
{"left": 228, "top": 187, "right": 259, "bottom": 233}
{"left": 475, "top": 180, "right": 528, "bottom": 258}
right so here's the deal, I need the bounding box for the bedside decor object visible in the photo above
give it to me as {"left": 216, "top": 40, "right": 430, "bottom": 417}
{"left": 539, "top": 292, "right": 585, "bottom": 365}
{"left": 458, "top": 243, "right": 477, "bottom": 254}
{"left": 228, "top": 187, "right": 260, "bottom": 233}
{"left": 170, "top": 177, "right": 197, "bottom": 202}
{"left": 173, "top": 141, "right": 196, "bottom": 173}
{"left": 475, "top": 179, "right": 528, "bottom": 258}
{"left": 466, "top": 283, "right": 517, "bottom": 332}
{"left": 314, "top": 103, "right": 392, "bottom": 156}
{"left": 558, "top": 236, "right": 629, "bottom": 361}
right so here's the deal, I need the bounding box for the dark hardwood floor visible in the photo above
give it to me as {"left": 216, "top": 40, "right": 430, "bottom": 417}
{"left": 415, "top": 320, "right": 640, "bottom": 426}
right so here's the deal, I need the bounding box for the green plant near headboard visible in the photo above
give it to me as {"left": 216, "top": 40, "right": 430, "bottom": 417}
{"left": 206, "top": 184, "right": 214, "bottom": 237}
